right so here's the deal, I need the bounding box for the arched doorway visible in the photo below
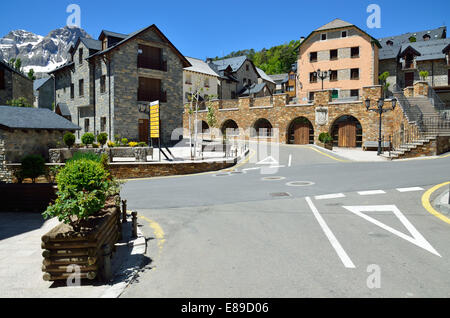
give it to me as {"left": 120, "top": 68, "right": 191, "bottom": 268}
{"left": 253, "top": 118, "right": 273, "bottom": 137}
{"left": 221, "top": 119, "right": 239, "bottom": 136}
{"left": 330, "top": 115, "right": 363, "bottom": 148}
{"left": 287, "top": 117, "right": 314, "bottom": 145}
{"left": 201, "top": 121, "right": 210, "bottom": 134}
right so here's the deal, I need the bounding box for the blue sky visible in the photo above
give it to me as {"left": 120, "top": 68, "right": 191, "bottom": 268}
{"left": 1, "top": 0, "right": 449, "bottom": 59}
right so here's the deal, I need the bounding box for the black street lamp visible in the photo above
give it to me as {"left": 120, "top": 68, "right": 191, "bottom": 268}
{"left": 365, "top": 97, "right": 397, "bottom": 156}
{"left": 314, "top": 69, "right": 332, "bottom": 90}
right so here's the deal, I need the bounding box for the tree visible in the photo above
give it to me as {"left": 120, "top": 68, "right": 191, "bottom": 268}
{"left": 6, "top": 97, "right": 33, "bottom": 107}
{"left": 27, "top": 69, "right": 36, "bottom": 80}
{"left": 379, "top": 71, "right": 390, "bottom": 98}
{"left": 419, "top": 70, "right": 429, "bottom": 81}
{"left": 14, "top": 58, "right": 22, "bottom": 72}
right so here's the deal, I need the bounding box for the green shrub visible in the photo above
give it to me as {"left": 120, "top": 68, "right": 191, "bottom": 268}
{"left": 81, "top": 133, "right": 95, "bottom": 146}
{"left": 121, "top": 138, "right": 129, "bottom": 146}
{"left": 138, "top": 142, "right": 148, "bottom": 147}
{"left": 92, "top": 143, "right": 100, "bottom": 149}
{"left": 97, "top": 133, "right": 108, "bottom": 147}
{"left": 68, "top": 152, "right": 102, "bottom": 163}
{"left": 319, "top": 132, "right": 333, "bottom": 144}
{"left": 63, "top": 132, "right": 76, "bottom": 148}
{"left": 43, "top": 159, "right": 112, "bottom": 230}
{"left": 21, "top": 155, "right": 46, "bottom": 183}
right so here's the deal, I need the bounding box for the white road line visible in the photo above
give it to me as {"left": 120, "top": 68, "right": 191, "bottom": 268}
{"left": 242, "top": 167, "right": 261, "bottom": 172}
{"left": 288, "top": 155, "right": 292, "bottom": 167}
{"left": 358, "top": 190, "right": 386, "bottom": 196}
{"left": 315, "top": 193, "right": 346, "bottom": 200}
{"left": 396, "top": 187, "right": 424, "bottom": 193}
{"left": 305, "top": 197, "right": 356, "bottom": 269}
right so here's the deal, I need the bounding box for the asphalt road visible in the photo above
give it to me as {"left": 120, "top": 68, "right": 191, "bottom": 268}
{"left": 120, "top": 145, "right": 450, "bottom": 297}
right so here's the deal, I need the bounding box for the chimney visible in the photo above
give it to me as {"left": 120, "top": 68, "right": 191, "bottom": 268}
{"left": 300, "top": 36, "right": 305, "bottom": 44}
{"left": 206, "top": 58, "right": 213, "bottom": 64}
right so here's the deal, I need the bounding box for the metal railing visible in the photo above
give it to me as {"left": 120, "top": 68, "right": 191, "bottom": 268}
{"left": 390, "top": 123, "right": 423, "bottom": 153}
{"left": 428, "top": 86, "right": 449, "bottom": 118}
{"left": 393, "top": 89, "right": 424, "bottom": 125}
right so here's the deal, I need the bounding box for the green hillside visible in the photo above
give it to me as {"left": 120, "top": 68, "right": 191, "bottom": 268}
{"left": 212, "top": 40, "right": 300, "bottom": 75}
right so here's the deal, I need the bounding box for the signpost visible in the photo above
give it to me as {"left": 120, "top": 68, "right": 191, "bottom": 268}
{"left": 149, "top": 101, "right": 161, "bottom": 162}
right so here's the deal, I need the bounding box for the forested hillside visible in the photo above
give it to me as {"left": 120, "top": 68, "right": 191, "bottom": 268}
{"left": 212, "top": 40, "right": 300, "bottom": 75}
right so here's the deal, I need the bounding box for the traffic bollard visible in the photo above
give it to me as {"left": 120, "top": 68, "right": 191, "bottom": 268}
{"left": 122, "top": 200, "right": 127, "bottom": 224}
{"left": 132, "top": 211, "right": 138, "bottom": 239}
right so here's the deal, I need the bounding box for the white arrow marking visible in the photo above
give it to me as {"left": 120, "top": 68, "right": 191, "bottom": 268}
{"left": 256, "top": 156, "right": 279, "bottom": 165}
{"left": 342, "top": 205, "right": 441, "bottom": 257}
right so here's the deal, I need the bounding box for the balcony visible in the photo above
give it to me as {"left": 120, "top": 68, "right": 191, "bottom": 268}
{"left": 138, "top": 59, "right": 167, "bottom": 72}
{"left": 402, "top": 59, "right": 417, "bottom": 70}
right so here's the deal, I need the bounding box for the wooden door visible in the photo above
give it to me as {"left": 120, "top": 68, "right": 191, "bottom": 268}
{"left": 293, "top": 123, "right": 310, "bottom": 145}
{"left": 338, "top": 122, "right": 356, "bottom": 147}
{"left": 405, "top": 72, "right": 414, "bottom": 87}
{"left": 139, "top": 119, "right": 149, "bottom": 143}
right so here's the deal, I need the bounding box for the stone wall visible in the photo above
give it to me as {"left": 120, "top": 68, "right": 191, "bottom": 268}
{"left": 108, "top": 159, "right": 236, "bottom": 179}
{"left": 12, "top": 72, "right": 34, "bottom": 105}
{"left": 184, "top": 86, "right": 401, "bottom": 146}
{"left": 37, "top": 78, "right": 55, "bottom": 110}
{"left": 0, "top": 64, "right": 13, "bottom": 105}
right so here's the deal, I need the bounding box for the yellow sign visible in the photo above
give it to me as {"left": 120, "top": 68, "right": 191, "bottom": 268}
{"left": 150, "top": 101, "right": 160, "bottom": 138}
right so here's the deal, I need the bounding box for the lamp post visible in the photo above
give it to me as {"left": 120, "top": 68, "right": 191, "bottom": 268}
{"left": 365, "top": 97, "right": 397, "bottom": 156}
{"left": 314, "top": 69, "right": 332, "bottom": 90}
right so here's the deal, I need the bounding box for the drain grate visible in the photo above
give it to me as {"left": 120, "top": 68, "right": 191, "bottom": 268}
{"left": 262, "top": 176, "right": 286, "bottom": 181}
{"left": 286, "top": 181, "right": 315, "bottom": 187}
{"left": 270, "top": 192, "right": 291, "bottom": 197}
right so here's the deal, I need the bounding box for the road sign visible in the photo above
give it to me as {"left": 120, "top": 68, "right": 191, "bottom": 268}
{"left": 150, "top": 101, "right": 160, "bottom": 138}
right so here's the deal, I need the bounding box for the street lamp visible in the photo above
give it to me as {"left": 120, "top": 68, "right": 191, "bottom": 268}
{"left": 365, "top": 97, "right": 397, "bottom": 156}
{"left": 315, "top": 69, "right": 332, "bottom": 90}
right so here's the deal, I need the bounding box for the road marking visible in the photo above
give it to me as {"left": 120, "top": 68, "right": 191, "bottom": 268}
{"left": 397, "top": 187, "right": 424, "bottom": 193}
{"left": 242, "top": 167, "right": 261, "bottom": 172}
{"left": 288, "top": 155, "right": 292, "bottom": 167}
{"left": 358, "top": 190, "right": 386, "bottom": 196}
{"left": 421, "top": 182, "right": 450, "bottom": 225}
{"left": 306, "top": 146, "right": 350, "bottom": 163}
{"left": 342, "top": 205, "right": 441, "bottom": 257}
{"left": 256, "top": 156, "right": 279, "bottom": 165}
{"left": 139, "top": 215, "right": 166, "bottom": 250}
{"left": 305, "top": 197, "right": 356, "bottom": 269}
{"left": 315, "top": 193, "right": 346, "bottom": 200}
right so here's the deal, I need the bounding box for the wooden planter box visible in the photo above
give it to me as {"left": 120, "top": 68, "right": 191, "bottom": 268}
{"left": 0, "top": 184, "right": 57, "bottom": 213}
{"left": 41, "top": 196, "right": 122, "bottom": 282}
{"left": 317, "top": 142, "right": 333, "bottom": 151}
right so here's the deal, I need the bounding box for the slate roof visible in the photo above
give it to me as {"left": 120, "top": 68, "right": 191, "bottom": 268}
{"left": 184, "top": 57, "right": 219, "bottom": 77}
{"left": 48, "top": 62, "right": 74, "bottom": 74}
{"left": 240, "top": 83, "right": 268, "bottom": 96}
{"left": 316, "top": 19, "right": 353, "bottom": 31}
{"left": 0, "top": 106, "right": 80, "bottom": 130}
{"left": 269, "top": 74, "right": 289, "bottom": 84}
{"left": 399, "top": 38, "right": 450, "bottom": 61}
{"left": 99, "top": 30, "right": 128, "bottom": 40}
{"left": 80, "top": 37, "right": 102, "bottom": 51}
{"left": 256, "top": 68, "right": 275, "bottom": 84}
{"left": 379, "top": 26, "right": 447, "bottom": 60}
{"left": 55, "top": 103, "right": 71, "bottom": 117}
{"left": 33, "top": 78, "right": 51, "bottom": 91}
{"left": 210, "top": 56, "right": 247, "bottom": 72}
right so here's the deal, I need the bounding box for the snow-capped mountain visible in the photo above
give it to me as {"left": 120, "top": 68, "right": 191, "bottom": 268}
{"left": 0, "top": 26, "right": 92, "bottom": 75}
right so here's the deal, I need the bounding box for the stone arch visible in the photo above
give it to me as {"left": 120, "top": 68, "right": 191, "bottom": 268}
{"left": 252, "top": 118, "right": 273, "bottom": 137}
{"left": 201, "top": 121, "right": 210, "bottom": 134}
{"left": 287, "top": 117, "right": 314, "bottom": 145}
{"left": 329, "top": 115, "right": 363, "bottom": 148}
{"left": 221, "top": 119, "right": 239, "bottom": 136}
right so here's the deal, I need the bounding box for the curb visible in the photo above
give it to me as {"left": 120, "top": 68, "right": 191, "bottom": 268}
{"left": 421, "top": 182, "right": 450, "bottom": 225}
{"left": 100, "top": 222, "right": 147, "bottom": 298}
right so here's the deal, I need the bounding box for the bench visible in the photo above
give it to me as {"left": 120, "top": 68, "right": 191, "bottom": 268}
{"left": 363, "top": 141, "right": 391, "bottom": 151}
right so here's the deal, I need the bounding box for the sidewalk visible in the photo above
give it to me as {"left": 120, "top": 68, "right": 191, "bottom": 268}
{"left": 316, "top": 146, "right": 388, "bottom": 162}
{"left": 434, "top": 188, "right": 450, "bottom": 216}
{"left": 0, "top": 213, "right": 148, "bottom": 298}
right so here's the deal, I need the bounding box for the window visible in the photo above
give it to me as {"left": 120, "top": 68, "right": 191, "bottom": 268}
{"left": 331, "top": 90, "right": 339, "bottom": 99}
{"left": 287, "top": 86, "right": 294, "bottom": 92}
{"left": 351, "top": 68, "right": 360, "bottom": 80}
{"left": 351, "top": 47, "right": 360, "bottom": 58}
{"left": 101, "top": 117, "right": 107, "bottom": 132}
{"left": 350, "top": 89, "right": 359, "bottom": 97}
{"left": 330, "top": 70, "right": 338, "bottom": 81}
{"left": 309, "top": 92, "right": 315, "bottom": 101}
{"left": 246, "top": 65, "right": 249, "bottom": 71}
{"left": 79, "top": 48, "right": 83, "bottom": 65}
{"left": 310, "top": 52, "right": 318, "bottom": 62}
{"left": 70, "top": 83, "right": 74, "bottom": 99}
{"left": 0, "top": 69, "right": 4, "bottom": 89}
{"left": 185, "top": 74, "right": 192, "bottom": 85}
{"left": 138, "top": 77, "right": 162, "bottom": 102}
{"left": 310, "top": 72, "right": 318, "bottom": 83}
{"left": 100, "top": 75, "right": 106, "bottom": 93}
{"left": 341, "top": 31, "right": 347, "bottom": 38}
{"left": 204, "top": 78, "right": 209, "bottom": 88}
{"left": 138, "top": 45, "right": 165, "bottom": 71}
{"left": 243, "top": 78, "right": 247, "bottom": 85}
{"left": 84, "top": 119, "right": 89, "bottom": 133}
{"left": 330, "top": 49, "right": 338, "bottom": 60}
{"left": 79, "top": 79, "right": 84, "bottom": 97}
{"left": 289, "top": 74, "right": 296, "bottom": 80}
{"left": 321, "top": 33, "right": 327, "bottom": 41}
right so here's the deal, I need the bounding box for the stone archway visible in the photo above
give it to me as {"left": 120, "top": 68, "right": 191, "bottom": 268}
{"left": 330, "top": 115, "right": 363, "bottom": 148}
{"left": 221, "top": 119, "right": 239, "bottom": 136}
{"left": 253, "top": 118, "right": 273, "bottom": 137}
{"left": 287, "top": 117, "right": 314, "bottom": 145}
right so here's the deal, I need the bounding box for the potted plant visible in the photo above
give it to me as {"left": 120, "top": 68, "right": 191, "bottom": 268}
{"left": 81, "top": 133, "right": 95, "bottom": 148}
{"left": 318, "top": 132, "right": 333, "bottom": 150}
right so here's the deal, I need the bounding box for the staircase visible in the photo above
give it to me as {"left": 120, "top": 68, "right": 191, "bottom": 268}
{"left": 382, "top": 88, "right": 450, "bottom": 160}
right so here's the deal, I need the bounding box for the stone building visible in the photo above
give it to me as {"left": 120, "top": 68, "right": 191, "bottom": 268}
{"left": 183, "top": 57, "right": 220, "bottom": 104}
{"left": 0, "top": 60, "right": 34, "bottom": 106}
{"left": 49, "top": 25, "right": 191, "bottom": 145}
{"left": 34, "top": 77, "right": 55, "bottom": 110}
{"left": 0, "top": 106, "right": 80, "bottom": 183}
